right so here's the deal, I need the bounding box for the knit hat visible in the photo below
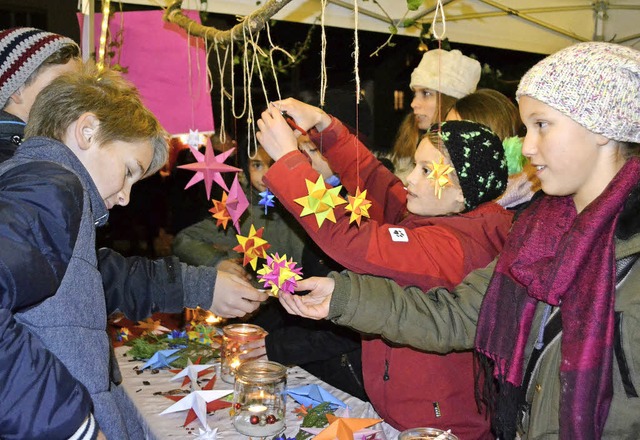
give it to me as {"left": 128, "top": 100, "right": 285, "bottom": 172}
{"left": 0, "top": 27, "right": 78, "bottom": 108}
{"left": 431, "top": 120, "right": 508, "bottom": 211}
{"left": 516, "top": 42, "right": 640, "bottom": 143}
{"left": 410, "top": 49, "right": 481, "bottom": 99}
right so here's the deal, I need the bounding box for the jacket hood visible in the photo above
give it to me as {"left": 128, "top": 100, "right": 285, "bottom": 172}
{"left": 15, "top": 137, "right": 109, "bottom": 226}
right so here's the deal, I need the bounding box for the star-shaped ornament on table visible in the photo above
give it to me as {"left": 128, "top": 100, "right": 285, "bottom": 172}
{"left": 303, "top": 413, "right": 383, "bottom": 440}
{"left": 116, "top": 327, "right": 131, "bottom": 342}
{"left": 137, "top": 317, "right": 170, "bottom": 336}
{"left": 160, "top": 389, "right": 233, "bottom": 429}
{"left": 192, "top": 427, "right": 218, "bottom": 439}
{"left": 233, "top": 225, "right": 270, "bottom": 270}
{"left": 294, "top": 175, "right": 347, "bottom": 227}
{"left": 226, "top": 174, "right": 249, "bottom": 233}
{"left": 178, "top": 143, "right": 241, "bottom": 199}
{"left": 426, "top": 157, "right": 455, "bottom": 199}
{"left": 169, "top": 359, "right": 216, "bottom": 388}
{"left": 345, "top": 187, "right": 372, "bottom": 226}
{"left": 256, "top": 253, "right": 303, "bottom": 296}
{"left": 141, "top": 349, "right": 181, "bottom": 370}
{"left": 209, "top": 192, "right": 232, "bottom": 229}
{"left": 258, "top": 189, "right": 276, "bottom": 214}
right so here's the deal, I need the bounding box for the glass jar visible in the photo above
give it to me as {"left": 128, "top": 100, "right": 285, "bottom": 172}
{"left": 232, "top": 360, "right": 287, "bottom": 437}
{"left": 220, "top": 323, "right": 267, "bottom": 383}
{"left": 399, "top": 428, "right": 459, "bottom": 440}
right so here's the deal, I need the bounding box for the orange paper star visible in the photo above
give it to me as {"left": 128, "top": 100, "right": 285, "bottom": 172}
{"left": 209, "top": 192, "right": 232, "bottom": 229}
{"left": 426, "top": 157, "right": 455, "bottom": 199}
{"left": 294, "top": 175, "right": 347, "bottom": 227}
{"left": 233, "top": 225, "right": 271, "bottom": 270}
{"left": 345, "top": 187, "right": 372, "bottom": 226}
{"left": 312, "top": 414, "right": 382, "bottom": 440}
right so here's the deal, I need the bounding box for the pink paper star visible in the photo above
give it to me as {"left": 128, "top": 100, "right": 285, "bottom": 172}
{"left": 226, "top": 174, "right": 249, "bottom": 233}
{"left": 178, "top": 144, "right": 241, "bottom": 199}
{"left": 257, "top": 253, "right": 303, "bottom": 295}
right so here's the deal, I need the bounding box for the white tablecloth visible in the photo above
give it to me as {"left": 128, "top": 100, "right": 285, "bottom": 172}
{"left": 115, "top": 346, "right": 399, "bottom": 439}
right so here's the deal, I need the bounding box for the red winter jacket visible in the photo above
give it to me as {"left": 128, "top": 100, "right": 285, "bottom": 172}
{"left": 264, "top": 118, "right": 513, "bottom": 439}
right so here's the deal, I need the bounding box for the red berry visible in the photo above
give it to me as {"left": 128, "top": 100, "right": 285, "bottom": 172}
{"left": 250, "top": 415, "right": 260, "bottom": 425}
{"left": 266, "top": 414, "right": 276, "bottom": 424}
{"left": 234, "top": 403, "right": 241, "bottom": 410}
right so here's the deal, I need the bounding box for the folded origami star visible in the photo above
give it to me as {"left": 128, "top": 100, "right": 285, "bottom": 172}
{"left": 303, "top": 413, "right": 382, "bottom": 440}
{"left": 170, "top": 360, "right": 216, "bottom": 387}
{"left": 160, "top": 390, "right": 233, "bottom": 429}
{"left": 286, "top": 384, "right": 346, "bottom": 409}
{"left": 141, "top": 349, "right": 180, "bottom": 370}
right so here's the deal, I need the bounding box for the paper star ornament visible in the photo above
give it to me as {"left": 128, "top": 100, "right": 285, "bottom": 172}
{"left": 286, "top": 384, "right": 346, "bottom": 409}
{"left": 160, "top": 389, "right": 233, "bottom": 429}
{"left": 258, "top": 189, "right": 276, "bottom": 214}
{"left": 233, "top": 225, "right": 270, "bottom": 270}
{"left": 137, "top": 317, "right": 170, "bottom": 335}
{"left": 186, "top": 129, "right": 203, "bottom": 149}
{"left": 141, "top": 349, "right": 181, "bottom": 370}
{"left": 294, "top": 175, "right": 347, "bottom": 227}
{"left": 209, "top": 192, "right": 232, "bottom": 229}
{"left": 170, "top": 360, "right": 216, "bottom": 387}
{"left": 257, "top": 253, "right": 303, "bottom": 295}
{"left": 116, "top": 327, "right": 131, "bottom": 342}
{"left": 426, "top": 157, "right": 455, "bottom": 199}
{"left": 226, "top": 174, "right": 249, "bottom": 233}
{"left": 345, "top": 187, "right": 372, "bottom": 226}
{"left": 178, "top": 144, "right": 241, "bottom": 199}
{"left": 304, "top": 414, "right": 383, "bottom": 440}
{"left": 193, "top": 427, "right": 219, "bottom": 439}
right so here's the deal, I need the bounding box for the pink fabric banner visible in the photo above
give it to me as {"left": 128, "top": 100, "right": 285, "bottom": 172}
{"left": 78, "top": 10, "right": 214, "bottom": 136}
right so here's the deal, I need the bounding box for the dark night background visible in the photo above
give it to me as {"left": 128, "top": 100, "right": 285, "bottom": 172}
{"left": 0, "top": 0, "right": 544, "bottom": 151}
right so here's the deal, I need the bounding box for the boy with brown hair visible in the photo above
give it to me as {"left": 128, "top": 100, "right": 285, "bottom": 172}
{"left": 0, "top": 63, "right": 266, "bottom": 439}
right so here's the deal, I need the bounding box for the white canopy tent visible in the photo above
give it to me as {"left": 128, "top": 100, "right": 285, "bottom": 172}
{"left": 108, "top": 0, "right": 640, "bottom": 54}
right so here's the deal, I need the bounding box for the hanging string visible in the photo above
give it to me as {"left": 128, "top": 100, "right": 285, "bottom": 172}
{"left": 319, "top": 0, "right": 328, "bottom": 107}
{"left": 432, "top": 0, "right": 447, "bottom": 41}
{"left": 266, "top": 22, "right": 294, "bottom": 102}
{"left": 213, "top": 40, "right": 230, "bottom": 144}
{"left": 353, "top": 0, "right": 361, "bottom": 184}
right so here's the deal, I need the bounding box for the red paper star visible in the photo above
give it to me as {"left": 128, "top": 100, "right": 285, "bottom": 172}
{"left": 178, "top": 144, "right": 241, "bottom": 199}
{"left": 233, "top": 225, "right": 270, "bottom": 270}
{"left": 209, "top": 192, "right": 232, "bottom": 229}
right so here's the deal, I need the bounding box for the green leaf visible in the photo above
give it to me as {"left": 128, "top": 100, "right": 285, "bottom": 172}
{"left": 407, "top": 0, "right": 423, "bottom": 11}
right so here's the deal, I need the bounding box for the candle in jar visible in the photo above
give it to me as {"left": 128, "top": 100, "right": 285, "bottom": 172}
{"left": 248, "top": 404, "right": 268, "bottom": 414}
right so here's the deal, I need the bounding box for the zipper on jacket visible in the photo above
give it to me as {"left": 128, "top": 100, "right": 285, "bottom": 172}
{"left": 383, "top": 359, "right": 390, "bottom": 381}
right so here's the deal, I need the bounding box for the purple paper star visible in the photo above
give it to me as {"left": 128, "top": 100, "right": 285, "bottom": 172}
{"left": 226, "top": 174, "right": 249, "bottom": 233}
{"left": 178, "top": 144, "right": 241, "bottom": 199}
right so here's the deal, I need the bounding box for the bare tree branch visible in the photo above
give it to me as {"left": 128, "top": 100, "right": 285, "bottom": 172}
{"left": 163, "top": 0, "right": 296, "bottom": 45}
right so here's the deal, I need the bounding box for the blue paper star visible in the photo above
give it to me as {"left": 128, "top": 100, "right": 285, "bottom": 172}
{"left": 141, "top": 349, "right": 180, "bottom": 369}
{"left": 258, "top": 189, "right": 276, "bottom": 214}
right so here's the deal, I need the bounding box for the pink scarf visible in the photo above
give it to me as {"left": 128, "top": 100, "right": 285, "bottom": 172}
{"left": 475, "top": 157, "right": 640, "bottom": 439}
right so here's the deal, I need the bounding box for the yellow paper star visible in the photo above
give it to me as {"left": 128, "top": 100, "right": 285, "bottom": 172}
{"left": 426, "top": 157, "right": 455, "bottom": 199}
{"left": 345, "top": 187, "right": 372, "bottom": 226}
{"left": 294, "top": 175, "right": 347, "bottom": 227}
{"left": 233, "top": 225, "right": 270, "bottom": 270}
{"left": 209, "top": 192, "right": 232, "bottom": 229}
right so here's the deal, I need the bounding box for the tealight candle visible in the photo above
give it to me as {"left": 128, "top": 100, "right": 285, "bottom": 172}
{"left": 232, "top": 360, "right": 287, "bottom": 437}
{"left": 220, "top": 323, "right": 267, "bottom": 383}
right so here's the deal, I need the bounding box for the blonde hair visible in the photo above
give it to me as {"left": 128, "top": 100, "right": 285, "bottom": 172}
{"left": 25, "top": 62, "right": 168, "bottom": 176}
{"left": 448, "top": 89, "right": 523, "bottom": 140}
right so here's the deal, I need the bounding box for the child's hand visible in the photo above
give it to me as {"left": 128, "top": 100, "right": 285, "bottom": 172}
{"left": 278, "top": 277, "right": 334, "bottom": 320}
{"left": 238, "top": 338, "right": 268, "bottom": 361}
{"left": 272, "top": 98, "right": 331, "bottom": 132}
{"left": 211, "top": 271, "right": 268, "bottom": 318}
{"left": 256, "top": 105, "right": 298, "bottom": 161}
{"left": 216, "top": 258, "right": 251, "bottom": 281}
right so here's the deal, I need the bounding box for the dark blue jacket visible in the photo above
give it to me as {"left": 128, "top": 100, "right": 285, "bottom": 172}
{"left": 0, "top": 137, "right": 217, "bottom": 439}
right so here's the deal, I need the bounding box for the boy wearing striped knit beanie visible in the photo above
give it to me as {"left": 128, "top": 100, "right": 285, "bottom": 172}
{"left": 0, "top": 27, "right": 80, "bottom": 162}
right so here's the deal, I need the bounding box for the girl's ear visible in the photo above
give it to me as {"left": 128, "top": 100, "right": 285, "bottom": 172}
{"left": 75, "top": 113, "right": 100, "bottom": 150}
